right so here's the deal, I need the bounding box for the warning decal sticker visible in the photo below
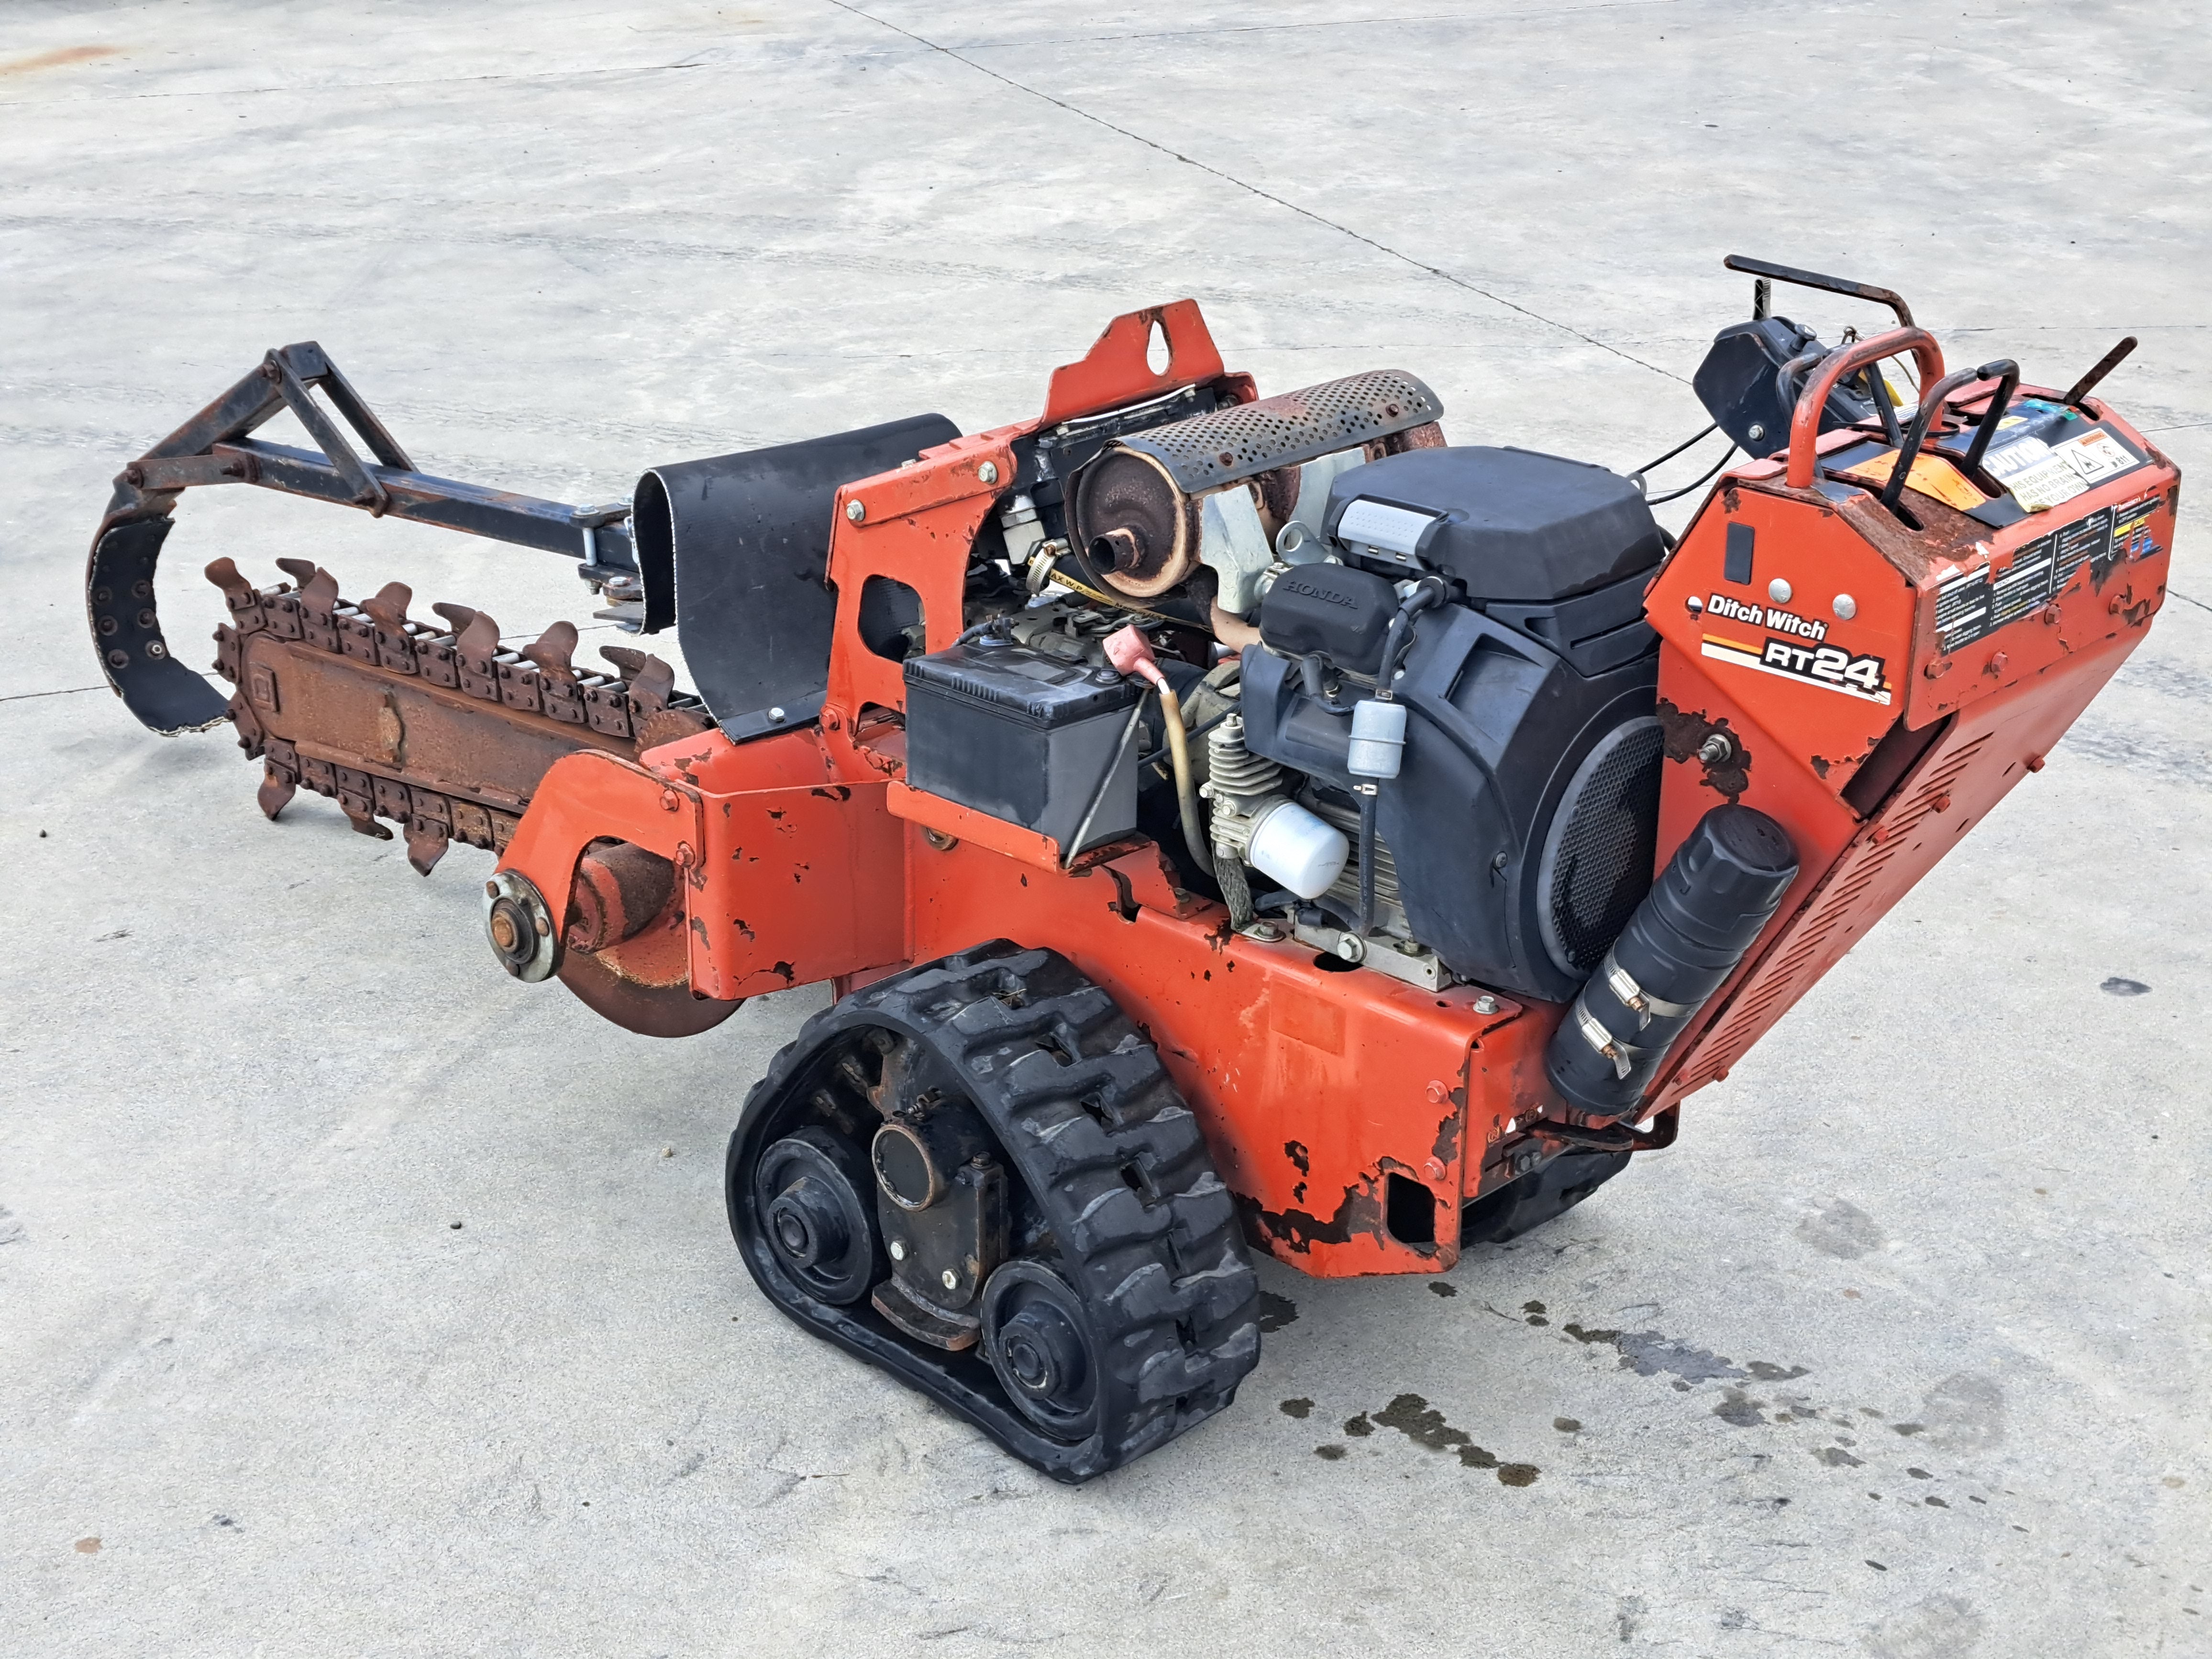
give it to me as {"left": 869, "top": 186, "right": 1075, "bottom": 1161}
{"left": 2111, "top": 490, "right": 2163, "bottom": 564}
{"left": 1836, "top": 448, "right": 1986, "bottom": 513}
{"left": 1926, "top": 489, "right": 2162, "bottom": 656}
{"left": 1935, "top": 566, "right": 1993, "bottom": 653}
{"left": 1982, "top": 424, "right": 2147, "bottom": 513}
{"left": 2051, "top": 428, "right": 2138, "bottom": 486}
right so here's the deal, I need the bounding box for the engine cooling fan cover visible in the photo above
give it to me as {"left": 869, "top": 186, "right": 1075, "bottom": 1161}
{"left": 1536, "top": 716, "right": 1665, "bottom": 977}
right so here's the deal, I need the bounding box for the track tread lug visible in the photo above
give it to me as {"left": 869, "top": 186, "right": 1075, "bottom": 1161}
{"left": 727, "top": 940, "right": 1260, "bottom": 1482}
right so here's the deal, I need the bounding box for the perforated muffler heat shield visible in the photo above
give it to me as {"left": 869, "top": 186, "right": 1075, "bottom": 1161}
{"left": 1110, "top": 370, "right": 1444, "bottom": 492}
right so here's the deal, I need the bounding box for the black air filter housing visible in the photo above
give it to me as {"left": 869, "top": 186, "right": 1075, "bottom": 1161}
{"left": 1257, "top": 561, "right": 1399, "bottom": 674}
{"left": 1323, "top": 446, "right": 1668, "bottom": 602}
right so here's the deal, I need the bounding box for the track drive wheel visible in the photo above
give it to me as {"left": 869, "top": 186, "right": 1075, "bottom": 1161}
{"left": 727, "top": 940, "right": 1260, "bottom": 1482}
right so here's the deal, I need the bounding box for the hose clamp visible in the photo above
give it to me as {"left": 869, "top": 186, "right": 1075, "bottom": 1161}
{"left": 1602, "top": 949, "right": 1692, "bottom": 1031}
{"left": 1575, "top": 1004, "right": 1636, "bottom": 1081}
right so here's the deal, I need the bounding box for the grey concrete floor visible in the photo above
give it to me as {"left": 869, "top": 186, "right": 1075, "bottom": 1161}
{"left": 3, "top": 3, "right": 2209, "bottom": 1654}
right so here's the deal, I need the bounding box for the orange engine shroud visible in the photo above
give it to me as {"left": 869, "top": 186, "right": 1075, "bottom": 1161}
{"left": 496, "top": 312, "right": 2177, "bottom": 1279}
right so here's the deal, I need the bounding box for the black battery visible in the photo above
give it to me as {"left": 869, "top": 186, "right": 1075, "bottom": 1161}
{"left": 904, "top": 639, "right": 1140, "bottom": 855}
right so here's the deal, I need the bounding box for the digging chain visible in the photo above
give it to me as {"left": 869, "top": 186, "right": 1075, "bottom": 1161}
{"left": 204, "top": 556, "right": 707, "bottom": 865}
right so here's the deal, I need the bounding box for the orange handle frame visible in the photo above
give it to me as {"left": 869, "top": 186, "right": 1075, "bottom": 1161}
{"left": 1783, "top": 326, "right": 1947, "bottom": 489}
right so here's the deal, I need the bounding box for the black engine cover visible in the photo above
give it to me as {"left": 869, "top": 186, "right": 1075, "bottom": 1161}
{"left": 1242, "top": 599, "right": 1659, "bottom": 1002}
{"left": 1244, "top": 442, "right": 1669, "bottom": 998}
{"left": 1323, "top": 446, "right": 1667, "bottom": 602}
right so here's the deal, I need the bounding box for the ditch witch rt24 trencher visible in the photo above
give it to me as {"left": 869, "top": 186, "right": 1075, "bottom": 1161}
{"left": 90, "top": 256, "right": 2173, "bottom": 1479}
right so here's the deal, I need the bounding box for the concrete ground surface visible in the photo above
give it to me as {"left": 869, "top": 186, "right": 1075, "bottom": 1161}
{"left": 3, "top": 1, "right": 2208, "bottom": 1654}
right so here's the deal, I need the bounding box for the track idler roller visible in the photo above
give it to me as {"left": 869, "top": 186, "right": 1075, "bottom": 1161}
{"left": 726, "top": 940, "right": 1261, "bottom": 1481}
{"left": 753, "top": 1128, "right": 881, "bottom": 1306}
{"left": 981, "top": 1261, "right": 1099, "bottom": 1439}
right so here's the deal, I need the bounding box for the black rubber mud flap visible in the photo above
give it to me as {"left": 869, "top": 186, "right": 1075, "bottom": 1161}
{"left": 88, "top": 515, "right": 231, "bottom": 734}
{"left": 634, "top": 413, "right": 960, "bottom": 743}
{"left": 727, "top": 941, "right": 1261, "bottom": 1482}
{"left": 1461, "top": 1149, "right": 1630, "bottom": 1245}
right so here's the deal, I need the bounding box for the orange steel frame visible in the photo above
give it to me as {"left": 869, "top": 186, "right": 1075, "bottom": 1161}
{"left": 495, "top": 310, "right": 2177, "bottom": 1281}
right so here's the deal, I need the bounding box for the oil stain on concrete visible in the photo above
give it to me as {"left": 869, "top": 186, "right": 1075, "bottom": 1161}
{"left": 1334, "top": 1393, "right": 1540, "bottom": 1486}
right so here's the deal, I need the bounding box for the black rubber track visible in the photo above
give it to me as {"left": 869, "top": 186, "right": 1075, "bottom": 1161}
{"left": 727, "top": 940, "right": 1261, "bottom": 1482}
{"left": 1461, "top": 1148, "right": 1631, "bottom": 1245}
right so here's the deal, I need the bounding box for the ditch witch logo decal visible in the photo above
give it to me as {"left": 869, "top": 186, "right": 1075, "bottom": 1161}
{"left": 1700, "top": 593, "right": 1891, "bottom": 704}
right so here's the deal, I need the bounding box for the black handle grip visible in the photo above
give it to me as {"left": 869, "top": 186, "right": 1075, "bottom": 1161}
{"left": 1880, "top": 360, "right": 2015, "bottom": 517}
{"left": 1958, "top": 360, "right": 2021, "bottom": 485}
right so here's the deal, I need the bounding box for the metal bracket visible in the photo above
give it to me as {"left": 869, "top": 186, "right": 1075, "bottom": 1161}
{"left": 264, "top": 343, "right": 412, "bottom": 513}
{"left": 90, "top": 342, "right": 645, "bottom": 735}
{"left": 1530, "top": 1107, "right": 1680, "bottom": 1155}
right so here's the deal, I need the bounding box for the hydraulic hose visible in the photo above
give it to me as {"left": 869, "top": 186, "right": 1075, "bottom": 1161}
{"left": 1155, "top": 680, "right": 1214, "bottom": 877}
{"left": 1102, "top": 625, "right": 1213, "bottom": 878}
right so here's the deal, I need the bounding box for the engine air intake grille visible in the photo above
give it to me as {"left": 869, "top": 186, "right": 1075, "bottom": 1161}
{"left": 1115, "top": 370, "right": 1442, "bottom": 493}
{"left": 1538, "top": 718, "right": 1664, "bottom": 976}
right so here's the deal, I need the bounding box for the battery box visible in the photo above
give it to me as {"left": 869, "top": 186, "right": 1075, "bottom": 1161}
{"left": 903, "top": 640, "right": 1140, "bottom": 854}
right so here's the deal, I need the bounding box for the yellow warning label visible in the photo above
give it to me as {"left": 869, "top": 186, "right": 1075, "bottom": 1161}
{"left": 1836, "top": 448, "right": 1987, "bottom": 513}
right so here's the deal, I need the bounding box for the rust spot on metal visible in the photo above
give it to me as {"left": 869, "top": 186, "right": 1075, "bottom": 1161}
{"left": 1655, "top": 698, "right": 1750, "bottom": 804}
{"left": 1430, "top": 1103, "right": 1463, "bottom": 1167}
{"left": 565, "top": 841, "right": 677, "bottom": 952}
{"left": 194, "top": 564, "right": 708, "bottom": 853}
{"left": 1284, "top": 1139, "right": 1310, "bottom": 1175}
{"left": 1233, "top": 1176, "right": 1384, "bottom": 1254}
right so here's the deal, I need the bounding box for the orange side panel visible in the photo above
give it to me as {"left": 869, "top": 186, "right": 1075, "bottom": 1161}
{"left": 499, "top": 748, "right": 703, "bottom": 933}
{"left": 887, "top": 781, "right": 1065, "bottom": 872}
{"left": 500, "top": 730, "right": 907, "bottom": 1004}
{"left": 826, "top": 453, "right": 1009, "bottom": 724}
{"left": 1645, "top": 407, "right": 2177, "bottom": 1105}
{"left": 1655, "top": 648, "right": 2134, "bottom": 1106}
{"left": 1648, "top": 486, "right": 1917, "bottom": 808}
{"left": 903, "top": 830, "right": 1549, "bottom": 1278}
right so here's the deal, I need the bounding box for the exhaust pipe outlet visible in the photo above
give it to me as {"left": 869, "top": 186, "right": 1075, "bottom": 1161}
{"left": 1546, "top": 804, "right": 1798, "bottom": 1117}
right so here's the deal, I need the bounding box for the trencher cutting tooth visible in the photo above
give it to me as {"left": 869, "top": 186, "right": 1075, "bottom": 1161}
{"left": 197, "top": 560, "right": 708, "bottom": 863}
